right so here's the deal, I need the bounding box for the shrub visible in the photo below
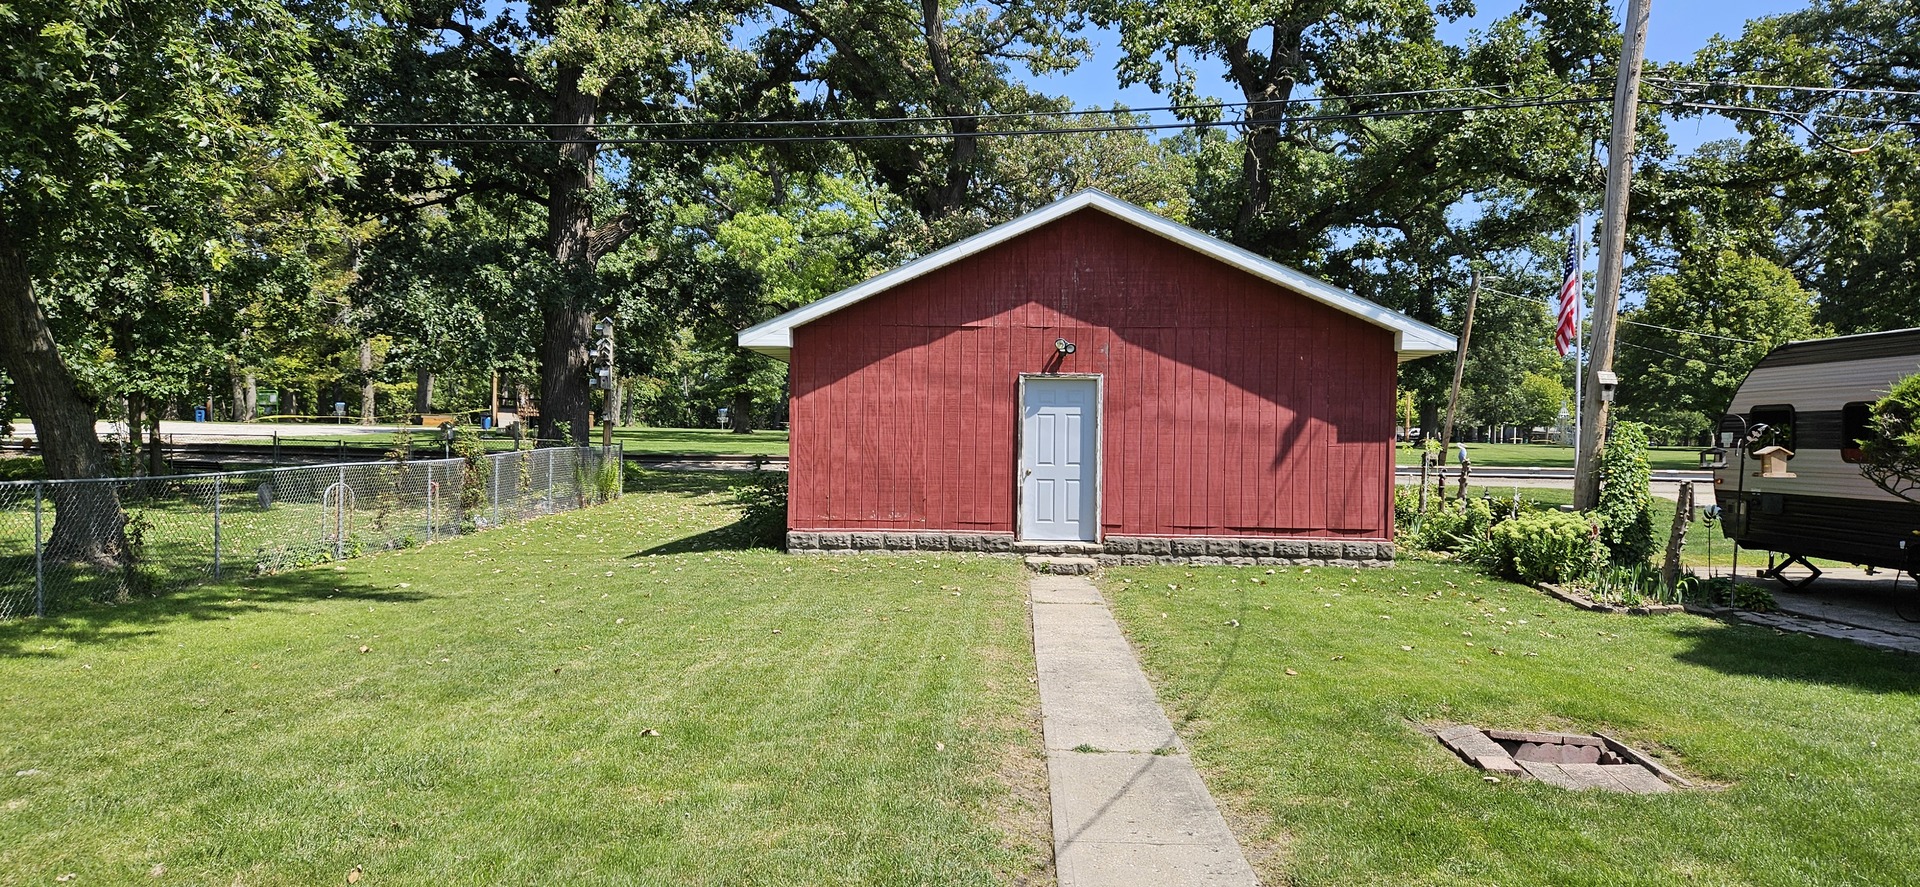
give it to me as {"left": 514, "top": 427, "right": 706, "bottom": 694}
{"left": 1860, "top": 370, "right": 1920, "bottom": 502}
{"left": 1595, "top": 421, "right": 1656, "bottom": 566}
{"left": 1393, "top": 485, "right": 1422, "bottom": 537}
{"left": 1485, "top": 511, "right": 1605, "bottom": 585}
{"left": 1411, "top": 497, "right": 1497, "bottom": 554}
{"left": 729, "top": 466, "right": 788, "bottom": 548}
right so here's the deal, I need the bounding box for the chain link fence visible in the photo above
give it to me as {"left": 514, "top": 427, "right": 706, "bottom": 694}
{"left": 0, "top": 446, "right": 622, "bottom": 619}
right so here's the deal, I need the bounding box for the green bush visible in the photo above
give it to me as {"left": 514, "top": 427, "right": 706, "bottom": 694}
{"left": 729, "top": 466, "right": 788, "bottom": 549}
{"left": 1392, "top": 485, "right": 1422, "bottom": 537}
{"left": 1595, "top": 421, "right": 1656, "bottom": 566}
{"left": 1485, "top": 511, "right": 1604, "bottom": 585}
{"left": 1860, "top": 370, "right": 1920, "bottom": 502}
{"left": 1410, "top": 497, "right": 1497, "bottom": 554}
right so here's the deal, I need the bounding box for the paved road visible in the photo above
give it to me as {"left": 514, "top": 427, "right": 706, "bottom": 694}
{"left": 10, "top": 420, "right": 408, "bottom": 439}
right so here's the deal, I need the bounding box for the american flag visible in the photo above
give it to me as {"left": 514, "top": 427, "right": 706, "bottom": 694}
{"left": 1553, "top": 233, "right": 1580, "bottom": 357}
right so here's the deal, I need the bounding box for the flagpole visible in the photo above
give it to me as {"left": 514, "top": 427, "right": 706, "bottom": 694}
{"left": 1573, "top": 214, "right": 1586, "bottom": 453}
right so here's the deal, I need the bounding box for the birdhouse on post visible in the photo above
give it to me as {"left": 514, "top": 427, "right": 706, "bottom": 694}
{"left": 1751, "top": 445, "right": 1795, "bottom": 478}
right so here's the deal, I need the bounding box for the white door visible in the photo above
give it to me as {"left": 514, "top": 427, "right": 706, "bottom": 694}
{"left": 1021, "top": 377, "right": 1099, "bottom": 541}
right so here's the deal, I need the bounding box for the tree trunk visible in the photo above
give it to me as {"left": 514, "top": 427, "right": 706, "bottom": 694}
{"left": 244, "top": 373, "right": 256, "bottom": 421}
{"left": 1222, "top": 25, "right": 1303, "bottom": 241}
{"left": 538, "top": 64, "right": 600, "bottom": 445}
{"left": 729, "top": 389, "right": 753, "bottom": 434}
{"left": 1661, "top": 481, "right": 1693, "bottom": 592}
{"left": 359, "top": 339, "right": 376, "bottom": 425}
{"left": 919, "top": 0, "right": 978, "bottom": 218}
{"left": 230, "top": 361, "right": 251, "bottom": 422}
{"left": 414, "top": 365, "right": 434, "bottom": 414}
{"left": 126, "top": 396, "right": 144, "bottom": 458}
{"left": 147, "top": 411, "right": 163, "bottom": 477}
{"left": 0, "top": 231, "right": 128, "bottom": 566}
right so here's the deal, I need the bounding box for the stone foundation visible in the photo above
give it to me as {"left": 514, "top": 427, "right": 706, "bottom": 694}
{"left": 786, "top": 531, "right": 1394, "bottom": 566}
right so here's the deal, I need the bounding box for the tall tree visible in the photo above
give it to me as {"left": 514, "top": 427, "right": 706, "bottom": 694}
{"left": 326, "top": 0, "right": 734, "bottom": 442}
{"left": 737, "top": 0, "right": 1087, "bottom": 237}
{"left": 1, "top": 0, "right": 344, "bottom": 560}
{"left": 1614, "top": 251, "right": 1825, "bottom": 442}
{"left": 1681, "top": 0, "right": 1920, "bottom": 333}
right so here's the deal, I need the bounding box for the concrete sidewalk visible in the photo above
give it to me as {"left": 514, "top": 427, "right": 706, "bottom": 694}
{"left": 1029, "top": 575, "right": 1259, "bottom": 887}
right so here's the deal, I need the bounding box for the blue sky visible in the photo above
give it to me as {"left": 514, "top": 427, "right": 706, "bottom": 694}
{"left": 1032, "top": 0, "right": 1810, "bottom": 155}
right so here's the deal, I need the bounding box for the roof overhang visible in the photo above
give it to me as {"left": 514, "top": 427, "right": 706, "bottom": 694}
{"left": 739, "top": 190, "right": 1457, "bottom": 363}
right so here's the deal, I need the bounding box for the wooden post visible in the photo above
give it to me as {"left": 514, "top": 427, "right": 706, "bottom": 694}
{"left": 1457, "top": 458, "right": 1470, "bottom": 500}
{"left": 1574, "top": 0, "right": 1652, "bottom": 510}
{"left": 1439, "top": 270, "right": 1481, "bottom": 451}
{"left": 1661, "top": 481, "right": 1693, "bottom": 592}
{"left": 1418, "top": 452, "right": 1431, "bottom": 513}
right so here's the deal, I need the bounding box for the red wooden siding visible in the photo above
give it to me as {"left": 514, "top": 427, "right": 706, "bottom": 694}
{"left": 787, "top": 209, "right": 1397, "bottom": 539}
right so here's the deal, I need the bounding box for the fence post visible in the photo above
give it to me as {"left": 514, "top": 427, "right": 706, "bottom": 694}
{"left": 212, "top": 474, "right": 223, "bottom": 580}
{"left": 33, "top": 483, "right": 45, "bottom": 618}
{"left": 545, "top": 448, "right": 554, "bottom": 514}
{"left": 491, "top": 454, "right": 501, "bottom": 527}
{"left": 273, "top": 431, "right": 280, "bottom": 467}
{"left": 616, "top": 443, "right": 624, "bottom": 499}
{"left": 335, "top": 465, "right": 347, "bottom": 561}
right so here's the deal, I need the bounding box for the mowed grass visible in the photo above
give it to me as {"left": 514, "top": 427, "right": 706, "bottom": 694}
{"left": 1396, "top": 443, "right": 1704, "bottom": 471}
{"left": 0, "top": 471, "right": 1047, "bottom": 886}
{"left": 608, "top": 426, "right": 789, "bottom": 457}
{"left": 1104, "top": 559, "right": 1920, "bottom": 886}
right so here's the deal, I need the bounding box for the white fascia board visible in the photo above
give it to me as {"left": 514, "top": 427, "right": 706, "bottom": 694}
{"left": 737, "top": 190, "right": 1458, "bottom": 363}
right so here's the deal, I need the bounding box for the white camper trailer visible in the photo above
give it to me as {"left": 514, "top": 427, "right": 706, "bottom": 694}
{"left": 1711, "top": 328, "right": 1920, "bottom": 579}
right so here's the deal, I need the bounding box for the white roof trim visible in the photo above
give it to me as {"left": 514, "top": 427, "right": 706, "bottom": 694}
{"left": 739, "top": 189, "right": 1457, "bottom": 363}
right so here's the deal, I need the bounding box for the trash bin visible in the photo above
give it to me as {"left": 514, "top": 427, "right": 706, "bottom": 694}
{"left": 194, "top": 407, "right": 207, "bottom": 422}
{"left": 482, "top": 417, "right": 493, "bottom": 430}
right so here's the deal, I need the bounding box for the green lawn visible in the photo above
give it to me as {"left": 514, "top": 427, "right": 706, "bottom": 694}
{"left": 0, "top": 471, "right": 1046, "bottom": 886}
{"left": 1104, "top": 559, "right": 1920, "bottom": 886}
{"left": 608, "top": 425, "right": 789, "bottom": 457}
{"left": 1397, "top": 443, "right": 1705, "bottom": 471}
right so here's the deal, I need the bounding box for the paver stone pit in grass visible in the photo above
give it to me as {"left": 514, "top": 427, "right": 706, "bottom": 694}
{"left": 1436, "top": 725, "right": 1692, "bottom": 795}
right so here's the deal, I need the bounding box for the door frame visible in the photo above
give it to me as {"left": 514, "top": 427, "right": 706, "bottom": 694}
{"left": 1015, "top": 373, "right": 1104, "bottom": 542}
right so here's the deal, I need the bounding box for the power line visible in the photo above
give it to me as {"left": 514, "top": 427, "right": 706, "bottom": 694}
{"left": 348, "top": 94, "right": 1608, "bottom": 146}
{"left": 1647, "top": 76, "right": 1920, "bottom": 100}
{"left": 1621, "top": 319, "right": 1757, "bottom": 344}
{"left": 1618, "top": 338, "right": 1734, "bottom": 369}
{"left": 345, "top": 82, "right": 1593, "bottom": 131}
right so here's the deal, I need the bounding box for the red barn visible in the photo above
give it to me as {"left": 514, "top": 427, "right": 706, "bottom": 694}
{"left": 739, "top": 191, "right": 1453, "bottom": 565}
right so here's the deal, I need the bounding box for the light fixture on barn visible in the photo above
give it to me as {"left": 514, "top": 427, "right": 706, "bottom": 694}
{"left": 1054, "top": 338, "right": 1077, "bottom": 354}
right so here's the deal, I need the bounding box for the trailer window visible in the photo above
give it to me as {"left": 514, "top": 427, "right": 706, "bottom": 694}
{"left": 1748, "top": 405, "right": 1795, "bottom": 456}
{"left": 1842, "top": 401, "right": 1872, "bottom": 463}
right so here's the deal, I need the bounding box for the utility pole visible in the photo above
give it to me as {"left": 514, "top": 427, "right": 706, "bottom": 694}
{"left": 1439, "top": 269, "right": 1482, "bottom": 451}
{"left": 1574, "top": 0, "right": 1652, "bottom": 510}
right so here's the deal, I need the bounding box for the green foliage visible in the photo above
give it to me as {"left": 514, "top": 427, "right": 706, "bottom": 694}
{"left": 1392, "top": 485, "right": 1422, "bottom": 538}
{"left": 0, "top": 457, "right": 46, "bottom": 482}
{"left": 1859, "top": 370, "right": 1920, "bottom": 503}
{"left": 449, "top": 428, "right": 491, "bottom": 520}
{"left": 595, "top": 459, "right": 622, "bottom": 504}
{"left": 1410, "top": 497, "right": 1496, "bottom": 555}
{"left": 1595, "top": 422, "right": 1657, "bottom": 567}
{"left": 1691, "top": 576, "right": 1777, "bottom": 613}
{"left": 1482, "top": 511, "right": 1605, "bottom": 586}
{"left": 1584, "top": 563, "right": 1686, "bottom": 607}
{"left": 728, "top": 467, "right": 789, "bottom": 549}
{"left": 1615, "top": 252, "right": 1824, "bottom": 441}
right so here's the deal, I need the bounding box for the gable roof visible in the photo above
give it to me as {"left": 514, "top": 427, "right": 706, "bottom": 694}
{"left": 738, "top": 189, "right": 1457, "bottom": 363}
